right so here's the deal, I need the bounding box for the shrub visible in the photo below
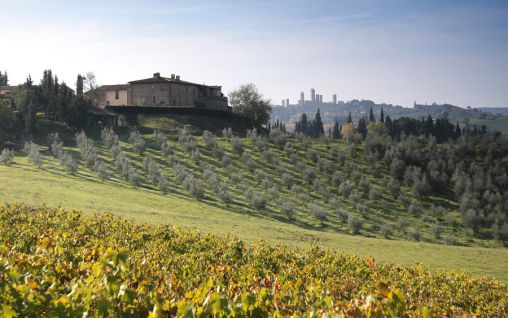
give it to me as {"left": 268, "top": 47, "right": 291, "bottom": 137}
{"left": 128, "top": 129, "right": 146, "bottom": 154}
{"left": 356, "top": 203, "right": 369, "bottom": 217}
{"left": 396, "top": 218, "right": 408, "bottom": 231}
{"left": 338, "top": 180, "right": 353, "bottom": 196}
{"left": 387, "top": 178, "right": 400, "bottom": 198}
{"left": 331, "top": 171, "right": 345, "bottom": 187}
{"left": 283, "top": 142, "right": 293, "bottom": 156}
{"left": 347, "top": 213, "right": 363, "bottom": 234}
{"left": 127, "top": 168, "right": 142, "bottom": 186}
{"left": 358, "top": 176, "right": 370, "bottom": 194}
{"left": 309, "top": 204, "right": 327, "bottom": 226}
{"left": 444, "top": 234, "right": 457, "bottom": 246}
{"left": 407, "top": 227, "right": 420, "bottom": 241}
{"left": 222, "top": 127, "right": 233, "bottom": 139}
{"left": 24, "top": 142, "right": 43, "bottom": 168}
{"left": 312, "top": 178, "right": 326, "bottom": 192}
{"left": 0, "top": 148, "right": 14, "bottom": 165}
{"left": 369, "top": 187, "right": 382, "bottom": 201}
{"left": 379, "top": 224, "right": 392, "bottom": 238}
{"left": 281, "top": 173, "right": 294, "bottom": 189}
{"left": 230, "top": 136, "right": 243, "bottom": 155}
{"left": 217, "top": 182, "right": 232, "bottom": 205}
{"left": 306, "top": 148, "right": 319, "bottom": 163}
{"left": 246, "top": 189, "right": 267, "bottom": 210}
{"left": 279, "top": 199, "right": 294, "bottom": 219}
{"left": 158, "top": 175, "right": 171, "bottom": 193}
{"left": 183, "top": 174, "right": 204, "bottom": 198}
{"left": 303, "top": 166, "right": 316, "bottom": 184}
{"left": 408, "top": 201, "right": 421, "bottom": 216}
{"left": 95, "top": 161, "right": 109, "bottom": 181}
{"left": 61, "top": 153, "right": 78, "bottom": 175}
{"left": 101, "top": 127, "right": 119, "bottom": 149}
{"left": 431, "top": 223, "right": 441, "bottom": 238}
{"left": 337, "top": 210, "right": 348, "bottom": 223}
{"left": 202, "top": 130, "right": 218, "bottom": 149}
{"left": 46, "top": 132, "right": 61, "bottom": 150}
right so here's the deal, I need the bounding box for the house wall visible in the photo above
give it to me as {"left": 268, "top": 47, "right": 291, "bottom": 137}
{"left": 131, "top": 83, "right": 199, "bottom": 107}
{"left": 100, "top": 89, "right": 128, "bottom": 107}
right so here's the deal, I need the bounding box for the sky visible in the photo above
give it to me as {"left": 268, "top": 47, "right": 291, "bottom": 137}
{"left": 0, "top": 0, "right": 507, "bottom": 107}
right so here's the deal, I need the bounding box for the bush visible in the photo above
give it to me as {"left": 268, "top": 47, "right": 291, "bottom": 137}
{"left": 338, "top": 180, "right": 353, "bottom": 196}
{"left": 303, "top": 166, "right": 316, "bottom": 184}
{"left": 396, "top": 218, "right": 408, "bottom": 231}
{"left": 202, "top": 130, "right": 218, "bottom": 149}
{"left": 153, "top": 130, "right": 167, "bottom": 148}
{"left": 183, "top": 174, "right": 204, "bottom": 198}
{"left": 217, "top": 182, "right": 233, "bottom": 205}
{"left": 230, "top": 136, "right": 243, "bottom": 155}
{"left": 430, "top": 223, "right": 441, "bottom": 238}
{"left": 95, "top": 161, "right": 109, "bottom": 181}
{"left": 46, "top": 132, "right": 61, "bottom": 151}
{"left": 407, "top": 227, "right": 420, "bottom": 241}
{"left": 347, "top": 213, "right": 363, "bottom": 234}
{"left": 331, "top": 171, "right": 345, "bottom": 187}
{"left": 337, "top": 210, "right": 348, "bottom": 223}
{"left": 158, "top": 175, "right": 171, "bottom": 193}
{"left": 128, "top": 129, "right": 146, "bottom": 154}
{"left": 101, "top": 127, "right": 119, "bottom": 149}
{"left": 309, "top": 204, "right": 327, "bottom": 226}
{"left": 379, "top": 224, "right": 392, "bottom": 238}
{"left": 369, "top": 187, "right": 382, "bottom": 201}
{"left": 245, "top": 189, "right": 267, "bottom": 210}
{"left": 356, "top": 203, "right": 370, "bottom": 217}
{"left": 24, "top": 142, "right": 43, "bottom": 168}
{"left": 306, "top": 148, "right": 319, "bottom": 163}
{"left": 387, "top": 178, "right": 400, "bottom": 198}
{"left": 222, "top": 127, "right": 233, "bottom": 139}
{"left": 279, "top": 199, "right": 294, "bottom": 219}
{"left": 61, "top": 152, "right": 78, "bottom": 175}
{"left": 0, "top": 148, "right": 14, "bottom": 165}
{"left": 444, "top": 234, "right": 457, "bottom": 246}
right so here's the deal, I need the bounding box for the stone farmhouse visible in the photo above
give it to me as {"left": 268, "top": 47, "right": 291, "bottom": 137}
{"left": 98, "top": 73, "right": 229, "bottom": 111}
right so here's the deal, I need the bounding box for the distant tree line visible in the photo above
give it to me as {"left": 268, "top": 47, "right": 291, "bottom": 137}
{"left": 11, "top": 70, "right": 92, "bottom": 133}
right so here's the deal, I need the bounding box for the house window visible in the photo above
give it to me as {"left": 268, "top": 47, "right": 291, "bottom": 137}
{"left": 152, "top": 96, "right": 156, "bottom": 103}
{"left": 115, "top": 90, "right": 119, "bottom": 99}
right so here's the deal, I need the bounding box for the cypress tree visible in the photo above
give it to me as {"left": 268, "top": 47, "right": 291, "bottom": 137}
{"left": 347, "top": 112, "right": 352, "bottom": 124}
{"left": 332, "top": 121, "right": 341, "bottom": 139}
{"left": 380, "top": 108, "right": 385, "bottom": 123}
{"left": 369, "top": 107, "right": 375, "bottom": 122}
{"left": 313, "top": 108, "right": 325, "bottom": 137}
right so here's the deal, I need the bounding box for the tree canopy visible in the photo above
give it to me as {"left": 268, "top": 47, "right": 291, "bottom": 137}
{"left": 229, "top": 83, "right": 272, "bottom": 126}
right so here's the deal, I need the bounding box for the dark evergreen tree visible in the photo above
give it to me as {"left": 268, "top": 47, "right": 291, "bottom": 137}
{"left": 76, "top": 74, "right": 84, "bottom": 98}
{"left": 332, "top": 121, "right": 341, "bottom": 139}
{"left": 380, "top": 108, "right": 385, "bottom": 123}
{"left": 347, "top": 112, "right": 352, "bottom": 124}
{"left": 0, "top": 70, "right": 8, "bottom": 86}
{"left": 369, "top": 107, "right": 375, "bottom": 122}
{"left": 312, "top": 108, "right": 325, "bottom": 137}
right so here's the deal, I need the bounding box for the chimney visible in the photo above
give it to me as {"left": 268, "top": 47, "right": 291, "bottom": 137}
{"left": 171, "top": 74, "right": 175, "bottom": 79}
{"left": 176, "top": 75, "right": 180, "bottom": 80}
{"left": 153, "top": 72, "right": 160, "bottom": 79}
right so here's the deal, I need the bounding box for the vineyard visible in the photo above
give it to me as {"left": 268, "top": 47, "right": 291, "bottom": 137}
{"left": 0, "top": 203, "right": 507, "bottom": 317}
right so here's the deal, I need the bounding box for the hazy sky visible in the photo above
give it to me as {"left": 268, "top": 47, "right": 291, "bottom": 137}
{"left": 1, "top": 0, "right": 507, "bottom": 107}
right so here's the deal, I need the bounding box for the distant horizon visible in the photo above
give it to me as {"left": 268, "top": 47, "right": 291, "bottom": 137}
{"left": 1, "top": 0, "right": 507, "bottom": 108}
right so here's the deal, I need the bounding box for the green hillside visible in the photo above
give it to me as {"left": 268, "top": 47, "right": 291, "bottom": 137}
{"left": 1, "top": 117, "right": 507, "bottom": 280}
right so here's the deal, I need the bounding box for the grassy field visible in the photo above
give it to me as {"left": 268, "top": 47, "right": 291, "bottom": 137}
{"left": 1, "top": 117, "right": 507, "bottom": 281}
{"left": 1, "top": 161, "right": 508, "bottom": 281}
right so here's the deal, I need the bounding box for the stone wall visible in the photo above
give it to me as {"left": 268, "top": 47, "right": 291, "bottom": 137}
{"left": 131, "top": 83, "right": 199, "bottom": 107}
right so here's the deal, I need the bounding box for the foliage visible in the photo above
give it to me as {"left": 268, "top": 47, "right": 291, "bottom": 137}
{"left": 0, "top": 204, "right": 506, "bottom": 317}
{"left": 229, "top": 83, "right": 272, "bottom": 125}
{"left": 0, "top": 148, "right": 14, "bottom": 165}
